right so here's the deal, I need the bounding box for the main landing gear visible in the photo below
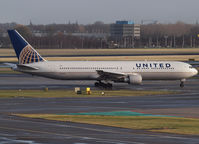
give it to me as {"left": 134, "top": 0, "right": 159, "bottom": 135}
{"left": 180, "top": 82, "right": 184, "bottom": 88}
{"left": 94, "top": 81, "right": 113, "bottom": 89}
{"left": 180, "top": 79, "right": 186, "bottom": 88}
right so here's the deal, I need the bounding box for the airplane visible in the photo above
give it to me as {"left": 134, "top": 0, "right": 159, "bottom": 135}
{"left": 5, "top": 30, "right": 198, "bottom": 88}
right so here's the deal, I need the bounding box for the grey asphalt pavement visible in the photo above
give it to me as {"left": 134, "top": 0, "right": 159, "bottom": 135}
{"left": 0, "top": 74, "right": 199, "bottom": 144}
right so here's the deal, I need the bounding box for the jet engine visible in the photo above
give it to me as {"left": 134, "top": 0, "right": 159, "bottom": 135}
{"left": 125, "top": 74, "right": 142, "bottom": 85}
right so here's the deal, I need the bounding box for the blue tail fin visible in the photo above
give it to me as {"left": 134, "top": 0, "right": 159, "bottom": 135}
{"left": 7, "top": 30, "right": 45, "bottom": 64}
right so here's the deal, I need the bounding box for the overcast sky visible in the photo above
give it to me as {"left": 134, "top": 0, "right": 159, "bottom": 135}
{"left": 0, "top": 0, "right": 199, "bottom": 24}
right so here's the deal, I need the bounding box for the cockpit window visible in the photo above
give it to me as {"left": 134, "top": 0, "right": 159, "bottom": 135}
{"left": 189, "top": 66, "right": 193, "bottom": 69}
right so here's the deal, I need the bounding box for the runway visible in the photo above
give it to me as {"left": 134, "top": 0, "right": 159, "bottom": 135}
{"left": 0, "top": 73, "right": 199, "bottom": 143}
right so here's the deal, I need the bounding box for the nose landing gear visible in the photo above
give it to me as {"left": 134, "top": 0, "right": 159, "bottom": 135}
{"left": 180, "top": 82, "right": 184, "bottom": 88}
{"left": 180, "top": 79, "right": 186, "bottom": 88}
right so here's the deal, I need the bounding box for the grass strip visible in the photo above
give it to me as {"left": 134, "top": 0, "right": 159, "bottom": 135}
{"left": 0, "top": 55, "right": 199, "bottom": 62}
{"left": 35, "top": 55, "right": 199, "bottom": 61}
{"left": 0, "top": 90, "right": 176, "bottom": 98}
{"left": 16, "top": 114, "right": 199, "bottom": 135}
{"left": 1, "top": 48, "right": 199, "bottom": 56}
{"left": 60, "top": 111, "right": 175, "bottom": 117}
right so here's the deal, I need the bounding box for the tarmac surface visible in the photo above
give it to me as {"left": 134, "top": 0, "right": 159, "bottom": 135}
{"left": 0, "top": 73, "right": 199, "bottom": 144}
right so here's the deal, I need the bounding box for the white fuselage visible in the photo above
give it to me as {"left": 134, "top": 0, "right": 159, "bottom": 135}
{"left": 16, "top": 61, "right": 198, "bottom": 82}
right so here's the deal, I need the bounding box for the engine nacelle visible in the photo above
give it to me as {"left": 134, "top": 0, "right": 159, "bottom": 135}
{"left": 125, "top": 74, "right": 142, "bottom": 85}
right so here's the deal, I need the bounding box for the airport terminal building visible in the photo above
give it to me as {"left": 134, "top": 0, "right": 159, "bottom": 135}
{"left": 110, "top": 21, "right": 140, "bottom": 48}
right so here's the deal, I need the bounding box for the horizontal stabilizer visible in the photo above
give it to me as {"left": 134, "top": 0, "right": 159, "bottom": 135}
{"left": 17, "top": 64, "right": 39, "bottom": 70}
{"left": 3, "top": 63, "right": 17, "bottom": 68}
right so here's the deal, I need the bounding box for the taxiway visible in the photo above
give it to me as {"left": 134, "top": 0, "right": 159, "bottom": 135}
{"left": 0, "top": 74, "right": 198, "bottom": 144}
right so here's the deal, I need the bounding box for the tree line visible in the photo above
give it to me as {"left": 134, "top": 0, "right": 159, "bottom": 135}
{"left": 141, "top": 22, "right": 199, "bottom": 48}
{"left": 0, "top": 21, "right": 199, "bottom": 48}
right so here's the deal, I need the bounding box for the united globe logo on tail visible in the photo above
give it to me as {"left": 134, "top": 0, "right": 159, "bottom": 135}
{"left": 19, "top": 45, "right": 44, "bottom": 64}
{"left": 7, "top": 30, "right": 45, "bottom": 65}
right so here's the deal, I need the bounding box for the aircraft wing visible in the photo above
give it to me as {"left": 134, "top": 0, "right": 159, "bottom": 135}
{"left": 96, "top": 70, "right": 126, "bottom": 81}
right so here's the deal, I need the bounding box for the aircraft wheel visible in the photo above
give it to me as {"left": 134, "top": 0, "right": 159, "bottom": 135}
{"left": 95, "top": 82, "right": 100, "bottom": 87}
{"left": 101, "top": 83, "right": 107, "bottom": 88}
{"left": 180, "top": 82, "right": 184, "bottom": 88}
{"left": 95, "top": 82, "right": 113, "bottom": 89}
{"left": 107, "top": 83, "right": 113, "bottom": 88}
